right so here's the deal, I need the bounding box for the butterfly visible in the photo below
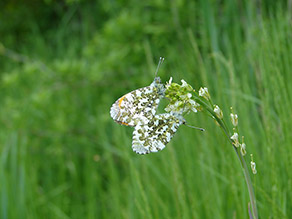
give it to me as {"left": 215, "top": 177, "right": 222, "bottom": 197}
{"left": 110, "top": 58, "right": 165, "bottom": 127}
{"left": 132, "top": 112, "right": 185, "bottom": 154}
{"left": 110, "top": 58, "right": 202, "bottom": 154}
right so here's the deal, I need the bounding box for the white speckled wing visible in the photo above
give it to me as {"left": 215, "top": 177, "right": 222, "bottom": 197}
{"left": 110, "top": 77, "right": 165, "bottom": 127}
{"left": 132, "top": 113, "right": 185, "bottom": 154}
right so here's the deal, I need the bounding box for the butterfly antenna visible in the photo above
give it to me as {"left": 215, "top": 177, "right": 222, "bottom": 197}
{"left": 155, "top": 57, "right": 165, "bottom": 78}
{"left": 185, "top": 123, "right": 205, "bottom": 131}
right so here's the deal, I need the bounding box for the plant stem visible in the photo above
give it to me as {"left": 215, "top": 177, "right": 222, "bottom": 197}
{"left": 193, "top": 96, "right": 258, "bottom": 218}
{"left": 235, "top": 148, "right": 258, "bottom": 219}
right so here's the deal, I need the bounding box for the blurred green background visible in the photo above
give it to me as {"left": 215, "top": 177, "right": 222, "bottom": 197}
{"left": 1, "top": 0, "right": 291, "bottom": 218}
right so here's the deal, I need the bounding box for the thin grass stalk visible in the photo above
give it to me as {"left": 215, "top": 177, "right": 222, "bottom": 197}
{"left": 194, "top": 96, "right": 258, "bottom": 219}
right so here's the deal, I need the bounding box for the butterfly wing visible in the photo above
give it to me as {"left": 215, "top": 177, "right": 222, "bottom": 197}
{"left": 132, "top": 113, "right": 185, "bottom": 154}
{"left": 110, "top": 77, "right": 164, "bottom": 127}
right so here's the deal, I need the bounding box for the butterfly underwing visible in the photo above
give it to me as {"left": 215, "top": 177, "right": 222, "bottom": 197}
{"left": 132, "top": 112, "right": 185, "bottom": 154}
{"left": 110, "top": 77, "right": 165, "bottom": 126}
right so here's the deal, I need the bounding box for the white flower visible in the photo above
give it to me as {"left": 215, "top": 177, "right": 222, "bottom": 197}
{"left": 230, "top": 113, "right": 238, "bottom": 126}
{"left": 199, "top": 87, "right": 210, "bottom": 100}
{"left": 189, "top": 99, "right": 199, "bottom": 112}
{"left": 165, "top": 98, "right": 200, "bottom": 114}
{"left": 181, "top": 79, "right": 188, "bottom": 88}
{"left": 230, "top": 132, "right": 238, "bottom": 141}
{"left": 165, "top": 78, "right": 199, "bottom": 114}
{"left": 180, "top": 79, "right": 193, "bottom": 91}
{"left": 231, "top": 132, "right": 240, "bottom": 147}
{"left": 165, "top": 100, "right": 184, "bottom": 114}
{"left": 166, "top": 77, "right": 173, "bottom": 88}
{"left": 251, "top": 161, "right": 257, "bottom": 174}
{"left": 214, "top": 105, "right": 223, "bottom": 119}
{"left": 180, "top": 93, "right": 192, "bottom": 99}
{"left": 240, "top": 143, "right": 246, "bottom": 156}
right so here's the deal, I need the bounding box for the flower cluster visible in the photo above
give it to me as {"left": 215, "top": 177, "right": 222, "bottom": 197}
{"left": 164, "top": 78, "right": 258, "bottom": 217}
{"left": 165, "top": 79, "right": 257, "bottom": 175}
{"left": 164, "top": 78, "right": 200, "bottom": 114}
{"left": 229, "top": 111, "right": 256, "bottom": 174}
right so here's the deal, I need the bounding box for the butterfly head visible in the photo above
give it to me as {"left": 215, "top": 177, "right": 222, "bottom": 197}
{"left": 151, "top": 77, "right": 165, "bottom": 96}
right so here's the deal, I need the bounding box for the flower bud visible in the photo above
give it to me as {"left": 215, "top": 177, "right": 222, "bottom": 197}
{"left": 251, "top": 161, "right": 257, "bottom": 174}
{"left": 230, "top": 113, "right": 238, "bottom": 126}
{"left": 230, "top": 132, "right": 240, "bottom": 147}
{"left": 214, "top": 105, "right": 223, "bottom": 119}
{"left": 164, "top": 79, "right": 199, "bottom": 114}
{"left": 199, "top": 87, "right": 210, "bottom": 100}
{"left": 240, "top": 143, "right": 246, "bottom": 156}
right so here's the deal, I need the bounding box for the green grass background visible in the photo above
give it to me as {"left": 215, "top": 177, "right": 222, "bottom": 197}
{"left": 0, "top": 0, "right": 291, "bottom": 218}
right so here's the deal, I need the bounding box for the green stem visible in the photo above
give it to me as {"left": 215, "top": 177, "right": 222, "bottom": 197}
{"left": 236, "top": 149, "right": 258, "bottom": 219}
{"left": 193, "top": 96, "right": 258, "bottom": 218}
